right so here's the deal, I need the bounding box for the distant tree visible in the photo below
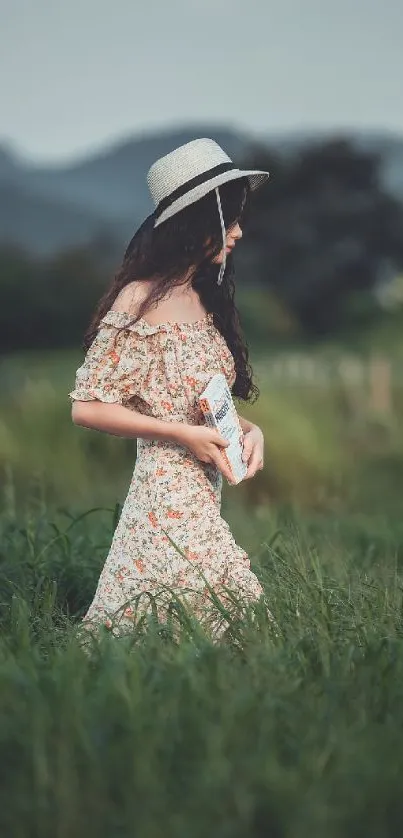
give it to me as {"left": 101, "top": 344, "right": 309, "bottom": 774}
{"left": 0, "top": 243, "right": 108, "bottom": 352}
{"left": 240, "top": 138, "right": 403, "bottom": 334}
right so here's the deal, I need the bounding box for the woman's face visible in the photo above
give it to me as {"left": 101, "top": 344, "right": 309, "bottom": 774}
{"left": 211, "top": 221, "right": 243, "bottom": 264}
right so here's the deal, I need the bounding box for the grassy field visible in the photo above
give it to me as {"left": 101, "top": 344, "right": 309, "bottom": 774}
{"left": 2, "top": 340, "right": 403, "bottom": 835}
{"left": 2, "top": 503, "right": 403, "bottom": 836}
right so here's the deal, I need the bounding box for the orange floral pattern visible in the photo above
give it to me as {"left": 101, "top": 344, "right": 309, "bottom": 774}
{"left": 69, "top": 308, "right": 265, "bottom": 639}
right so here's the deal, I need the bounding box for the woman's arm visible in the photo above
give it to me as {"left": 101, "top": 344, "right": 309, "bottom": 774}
{"left": 73, "top": 402, "right": 257, "bottom": 446}
{"left": 72, "top": 400, "right": 185, "bottom": 444}
{"left": 71, "top": 400, "right": 237, "bottom": 484}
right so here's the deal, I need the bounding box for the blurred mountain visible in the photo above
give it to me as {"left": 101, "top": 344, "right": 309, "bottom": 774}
{"left": 1, "top": 125, "right": 402, "bottom": 256}
{"left": 0, "top": 182, "right": 114, "bottom": 254}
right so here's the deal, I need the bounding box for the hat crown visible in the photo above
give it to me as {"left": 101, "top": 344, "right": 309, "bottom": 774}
{"left": 147, "top": 138, "right": 233, "bottom": 207}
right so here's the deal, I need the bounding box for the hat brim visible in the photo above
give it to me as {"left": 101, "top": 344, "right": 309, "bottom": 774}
{"left": 153, "top": 168, "right": 269, "bottom": 227}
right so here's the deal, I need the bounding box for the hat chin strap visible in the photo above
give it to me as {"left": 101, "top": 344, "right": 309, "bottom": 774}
{"left": 215, "top": 187, "right": 226, "bottom": 286}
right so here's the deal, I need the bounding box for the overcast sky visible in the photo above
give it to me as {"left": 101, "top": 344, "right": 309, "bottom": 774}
{"left": 1, "top": 0, "right": 402, "bottom": 164}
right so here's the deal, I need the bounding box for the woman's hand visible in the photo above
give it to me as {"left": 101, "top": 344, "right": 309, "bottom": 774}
{"left": 241, "top": 424, "right": 264, "bottom": 479}
{"left": 180, "top": 425, "right": 236, "bottom": 485}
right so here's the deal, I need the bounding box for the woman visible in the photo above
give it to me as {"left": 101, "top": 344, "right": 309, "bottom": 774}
{"left": 69, "top": 137, "right": 271, "bottom": 640}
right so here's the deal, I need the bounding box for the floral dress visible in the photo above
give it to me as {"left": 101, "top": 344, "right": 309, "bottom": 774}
{"left": 69, "top": 308, "right": 265, "bottom": 639}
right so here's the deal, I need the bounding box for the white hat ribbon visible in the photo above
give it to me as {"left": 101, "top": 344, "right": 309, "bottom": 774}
{"left": 215, "top": 187, "right": 226, "bottom": 286}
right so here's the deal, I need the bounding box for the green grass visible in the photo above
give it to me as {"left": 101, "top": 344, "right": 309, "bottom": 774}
{"left": 2, "top": 504, "right": 403, "bottom": 836}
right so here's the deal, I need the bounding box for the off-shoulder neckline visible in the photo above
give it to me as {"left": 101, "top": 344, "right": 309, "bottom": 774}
{"left": 101, "top": 309, "right": 214, "bottom": 333}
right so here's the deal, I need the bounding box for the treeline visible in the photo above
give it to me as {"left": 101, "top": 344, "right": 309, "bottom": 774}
{"left": 240, "top": 137, "right": 403, "bottom": 335}
{"left": 0, "top": 244, "right": 113, "bottom": 352}
{"left": 2, "top": 137, "right": 403, "bottom": 352}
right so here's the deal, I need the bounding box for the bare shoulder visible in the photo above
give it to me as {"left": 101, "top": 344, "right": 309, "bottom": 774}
{"left": 110, "top": 281, "right": 151, "bottom": 315}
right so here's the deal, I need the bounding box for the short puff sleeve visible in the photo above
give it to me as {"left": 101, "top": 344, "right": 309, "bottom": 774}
{"left": 68, "top": 313, "right": 150, "bottom": 405}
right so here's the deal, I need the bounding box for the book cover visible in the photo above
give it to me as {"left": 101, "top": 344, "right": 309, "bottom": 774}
{"left": 199, "top": 372, "right": 247, "bottom": 485}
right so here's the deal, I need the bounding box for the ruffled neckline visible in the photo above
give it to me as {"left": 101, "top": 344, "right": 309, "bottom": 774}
{"left": 101, "top": 309, "right": 214, "bottom": 336}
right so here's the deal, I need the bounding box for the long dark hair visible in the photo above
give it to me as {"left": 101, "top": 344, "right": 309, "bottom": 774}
{"left": 83, "top": 177, "right": 259, "bottom": 403}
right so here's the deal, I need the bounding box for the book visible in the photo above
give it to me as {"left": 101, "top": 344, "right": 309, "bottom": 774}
{"left": 199, "top": 372, "right": 247, "bottom": 485}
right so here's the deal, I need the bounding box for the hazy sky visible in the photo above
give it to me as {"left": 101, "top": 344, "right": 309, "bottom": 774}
{"left": 1, "top": 0, "right": 402, "bottom": 164}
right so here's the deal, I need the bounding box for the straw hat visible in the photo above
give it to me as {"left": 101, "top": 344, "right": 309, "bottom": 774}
{"left": 147, "top": 138, "right": 269, "bottom": 284}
